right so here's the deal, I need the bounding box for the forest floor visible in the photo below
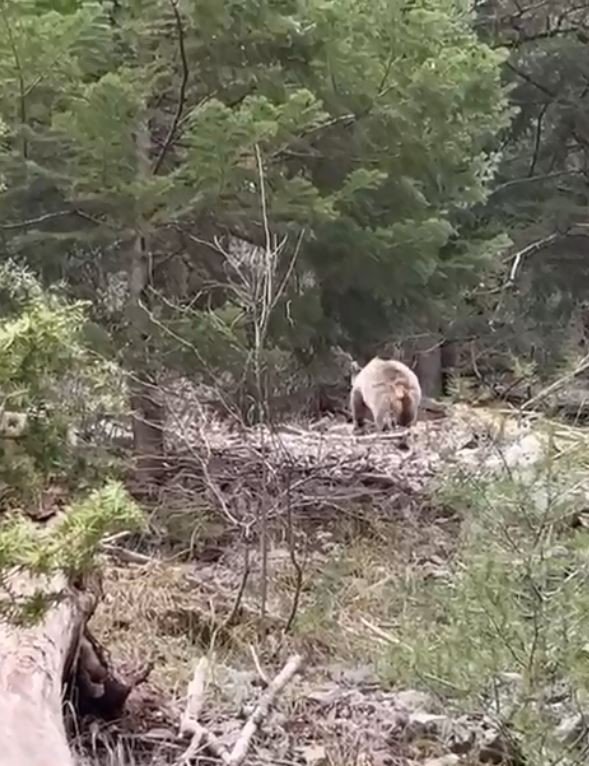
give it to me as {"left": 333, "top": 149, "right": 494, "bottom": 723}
{"left": 81, "top": 395, "right": 589, "bottom": 766}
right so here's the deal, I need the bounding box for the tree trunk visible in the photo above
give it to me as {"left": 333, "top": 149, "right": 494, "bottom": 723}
{"left": 0, "top": 571, "right": 135, "bottom": 766}
{"left": 0, "top": 573, "right": 96, "bottom": 766}
{"left": 129, "top": 375, "right": 165, "bottom": 483}
{"left": 127, "top": 114, "right": 165, "bottom": 485}
{"left": 441, "top": 339, "right": 458, "bottom": 395}
{"left": 415, "top": 333, "right": 443, "bottom": 398}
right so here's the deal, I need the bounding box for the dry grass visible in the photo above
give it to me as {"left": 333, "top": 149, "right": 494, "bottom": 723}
{"left": 85, "top": 410, "right": 589, "bottom": 765}
{"left": 91, "top": 562, "right": 234, "bottom": 692}
{"left": 91, "top": 489, "right": 458, "bottom": 695}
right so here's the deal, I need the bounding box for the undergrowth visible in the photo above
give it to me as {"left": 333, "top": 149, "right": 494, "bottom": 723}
{"left": 87, "top": 416, "right": 589, "bottom": 764}
{"left": 286, "top": 425, "right": 589, "bottom": 762}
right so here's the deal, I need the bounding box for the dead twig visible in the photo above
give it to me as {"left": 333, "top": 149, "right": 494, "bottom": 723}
{"left": 177, "top": 654, "right": 304, "bottom": 765}
{"left": 227, "top": 653, "right": 304, "bottom": 765}
{"left": 522, "top": 353, "right": 589, "bottom": 411}
{"left": 249, "top": 644, "right": 269, "bottom": 686}
{"left": 219, "top": 533, "right": 252, "bottom": 632}
{"left": 177, "top": 657, "right": 213, "bottom": 763}
{"left": 283, "top": 462, "right": 306, "bottom": 635}
{"left": 100, "top": 544, "right": 155, "bottom": 566}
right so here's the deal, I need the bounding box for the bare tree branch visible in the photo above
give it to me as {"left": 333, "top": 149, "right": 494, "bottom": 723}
{"left": 489, "top": 170, "right": 584, "bottom": 197}
{"left": 0, "top": 210, "right": 74, "bottom": 230}
{"left": 0, "top": 208, "right": 116, "bottom": 231}
{"left": 507, "top": 233, "right": 560, "bottom": 283}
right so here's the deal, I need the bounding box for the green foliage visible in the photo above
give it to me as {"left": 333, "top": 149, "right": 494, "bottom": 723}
{"left": 0, "top": 0, "right": 511, "bottom": 365}
{"left": 0, "top": 261, "right": 142, "bottom": 625}
{"left": 290, "top": 426, "right": 589, "bottom": 762}
{"left": 0, "top": 480, "right": 143, "bottom": 623}
{"left": 0, "top": 261, "right": 125, "bottom": 506}
{"left": 466, "top": 0, "right": 589, "bottom": 370}
{"left": 0, "top": 481, "right": 142, "bottom": 573}
{"left": 53, "top": 71, "right": 143, "bottom": 195}
{"left": 298, "top": 0, "right": 511, "bottom": 347}
{"left": 373, "top": 439, "right": 589, "bottom": 760}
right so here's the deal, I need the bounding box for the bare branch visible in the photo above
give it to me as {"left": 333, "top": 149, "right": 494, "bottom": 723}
{"left": 227, "top": 654, "right": 304, "bottom": 765}
{"left": 489, "top": 233, "right": 560, "bottom": 323}
{"left": 0, "top": 208, "right": 116, "bottom": 231}
{"left": 507, "top": 233, "right": 560, "bottom": 284}
{"left": 220, "top": 536, "right": 252, "bottom": 631}
{"left": 489, "top": 171, "right": 584, "bottom": 197}
{"left": 528, "top": 102, "right": 549, "bottom": 177}
{"left": 522, "top": 352, "right": 589, "bottom": 411}
{"left": 502, "top": 25, "right": 586, "bottom": 47}
{"left": 248, "top": 644, "right": 269, "bottom": 686}
{"left": 179, "top": 656, "right": 209, "bottom": 739}
{"left": 283, "top": 465, "right": 305, "bottom": 635}
{"left": 177, "top": 653, "right": 303, "bottom": 765}
{"left": 0, "top": 210, "right": 75, "bottom": 230}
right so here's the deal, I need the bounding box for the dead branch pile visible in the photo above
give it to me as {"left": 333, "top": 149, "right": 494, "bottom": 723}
{"left": 161, "top": 377, "right": 543, "bottom": 531}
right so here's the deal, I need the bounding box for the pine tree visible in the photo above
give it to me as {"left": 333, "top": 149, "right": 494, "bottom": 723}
{"left": 0, "top": 0, "right": 510, "bottom": 441}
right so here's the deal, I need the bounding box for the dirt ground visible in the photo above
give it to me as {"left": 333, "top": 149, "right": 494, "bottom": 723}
{"left": 83, "top": 400, "right": 559, "bottom": 765}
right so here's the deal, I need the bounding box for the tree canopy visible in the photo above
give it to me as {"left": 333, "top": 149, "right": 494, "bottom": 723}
{"left": 0, "top": 0, "right": 510, "bottom": 365}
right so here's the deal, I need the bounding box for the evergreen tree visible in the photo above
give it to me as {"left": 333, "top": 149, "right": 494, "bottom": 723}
{"left": 472, "top": 0, "right": 589, "bottom": 375}
{"left": 0, "top": 0, "right": 510, "bottom": 441}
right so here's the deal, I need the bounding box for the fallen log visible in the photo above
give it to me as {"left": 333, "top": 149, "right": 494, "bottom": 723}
{"left": 0, "top": 569, "right": 138, "bottom": 766}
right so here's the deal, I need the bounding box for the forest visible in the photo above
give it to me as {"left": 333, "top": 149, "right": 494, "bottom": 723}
{"left": 1, "top": 0, "right": 589, "bottom": 765}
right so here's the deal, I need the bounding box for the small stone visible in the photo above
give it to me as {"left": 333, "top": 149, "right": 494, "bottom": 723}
{"left": 407, "top": 711, "right": 450, "bottom": 738}
{"left": 394, "top": 689, "right": 437, "bottom": 713}
{"left": 144, "top": 727, "right": 174, "bottom": 741}
{"left": 542, "top": 679, "right": 571, "bottom": 706}
{"left": 423, "top": 757, "right": 461, "bottom": 766}
{"left": 298, "top": 744, "right": 327, "bottom": 765}
{"left": 498, "top": 672, "right": 523, "bottom": 686}
{"left": 445, "top": 718, "right": 476, "bottom": 754}
{"left": 306, "top": 684, "right": 345, "bottom": 705}
{"left": 555, "top": 713, "right": 586, "bottom": 744}
{"left": 339, "top": 664, "right": 379, "bottom": 687}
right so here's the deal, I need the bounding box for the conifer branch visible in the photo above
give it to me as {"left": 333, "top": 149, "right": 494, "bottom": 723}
{"left": 153, "top": 0, "right": 189, "bottom": 175}
{"left": 0, "top": 209, "right": 104, "bottom": 231}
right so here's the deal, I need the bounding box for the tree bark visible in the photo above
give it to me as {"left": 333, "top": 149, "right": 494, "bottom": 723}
{"left": 414, "top": 333, "right": 443, "bottom": 398}
{"left": 0, "top": 571, "right": 136, "bottom": 766}
{"left": 129, "top": 375, "right": 165, "bottom": 483}
{"left": 127, "top": 114, "right": 165, "bottom": 485}
{"left": 0, "top": 572, "right": 97, "bottom": 766}
{"left": 441, "top": 339, "right": 458, "bottom": 395}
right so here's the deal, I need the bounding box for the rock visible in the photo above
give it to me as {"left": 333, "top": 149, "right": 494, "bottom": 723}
{"left": 298, "top": 744, "right": 327, "bottom": 765}
{"left": 444, "top": 717, "right": 475, "bottom": 754}
{"left": 423, "top": 757, "right": 461, "bottom": 766}
{"left": 338, "top": 664, "right": 380, "bottom": 687}
{"left": 554, "top": 713, "right": 587, "bottom": 744}
{"left": 407, "top": 711, "right": 451, "bottom": 738}
{"left": 445, "top": 714, "right": 525, "bottom": 765}
{"left": 394, "top": 689, "right": 438, "bottom": 713}
{"left": 305, "top": 683, "right": 346, "bottom": 705}
{"left": 498, "top": 672, "right": 523, "bottom": 686}
{"left": 542, "top": 679, "right": 571, "bottom": 705}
